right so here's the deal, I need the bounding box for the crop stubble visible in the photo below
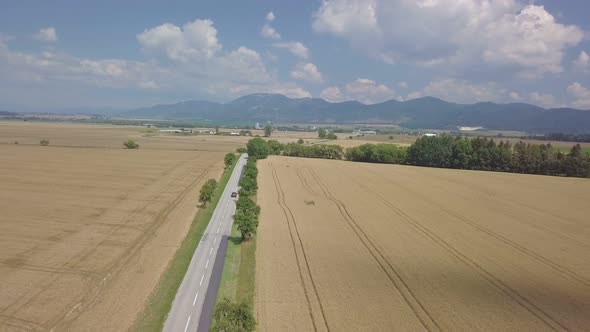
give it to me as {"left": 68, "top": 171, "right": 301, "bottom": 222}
{"left": 255, "top": 156, "right": 590, "bottom": 331}
{"left": 0, "top": 123, "right": 242, "bottom": 331}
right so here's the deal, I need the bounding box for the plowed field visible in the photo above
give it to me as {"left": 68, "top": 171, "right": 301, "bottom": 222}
{"left": 255, "top": 156, "right": 590, "bottom": 331}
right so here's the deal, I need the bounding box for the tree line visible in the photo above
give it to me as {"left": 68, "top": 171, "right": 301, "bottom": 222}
{"left": 246, "top": 136, "right": 590, "bottom": 178}
{"left": 347, "top": 136, "right": 590, "bottom": 178}
{"left": 525, "top": 133, "right": 590, "bottom": 143}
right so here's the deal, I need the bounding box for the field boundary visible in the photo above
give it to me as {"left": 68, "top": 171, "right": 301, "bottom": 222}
{"left": 131, "top": 159, "right": 237, "bottom": 332}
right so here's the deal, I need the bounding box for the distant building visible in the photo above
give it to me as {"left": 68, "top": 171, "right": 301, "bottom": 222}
{"left": 255, "top": 122, "right": 261, "bottom": 129}
{"left": 230, "top": 132, "right": 240, "bottom": 136}
{"left": 353, "top": 129, "right": 377, "bottom": 136}
{"left": 424, "top": 133, "right": 437, "bottom": 137}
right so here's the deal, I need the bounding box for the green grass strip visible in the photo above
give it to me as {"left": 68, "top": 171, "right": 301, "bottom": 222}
{"left": 131, "top": 159, "right": 237, "bottom": 332}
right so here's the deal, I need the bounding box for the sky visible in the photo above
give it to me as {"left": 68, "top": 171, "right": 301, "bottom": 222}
{"left": 1, "top": 0, "right": 590, "bottom": 110}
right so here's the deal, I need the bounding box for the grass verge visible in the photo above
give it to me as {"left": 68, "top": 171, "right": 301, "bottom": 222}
{"left": 131, "top": 159, "right": 237, "bottom": 332}
{"left": 214, "top": 204, "right": 257, "bottom": 305}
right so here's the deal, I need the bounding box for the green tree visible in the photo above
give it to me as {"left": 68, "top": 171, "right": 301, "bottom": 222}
{"left": 326, "top": 132, "right": 337, "bottom": 139}
{"left": 198, "top": 179, "right": 217, "bottom": 207}
{"left": 267, "top": 140, "right": 284, "bottom": 155}
{"left": 235, "top": 210, "right": 258, "bottom": 240}
{"left": 224, "top": 153, "right": 236, "bottom": 168}
{"left": 123, "top": 139, "right": 139, "bottom": 149}
{"left": 264, "top": 124, "right": 272, "bottom": 137}
{"left": 211, "top": 298, "right": 256, "bottom": 332}
{"left": 246, "top": 138, "right": 270, "bottom": 159}
{"left": 40, "top": 139, "right": 50, "bottom": 146}
{"left": 318, "top": 128, "right": 327, "bottom": 139}
{"left": 297, "top": 138, "right": 304, "bottom": 144}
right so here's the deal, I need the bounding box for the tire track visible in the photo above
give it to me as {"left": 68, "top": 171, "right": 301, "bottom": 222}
{"left": 302, "top": 166, "right": 440, "bottom": 332}
{"left": 363, "top": 168, "right": 590, "bottom": 288}
{"left": 270, "top": 164, "right": 330, "bottom": 332}
{"left": 0, "top": 158, "right": 218, "bottom": 330}
{"left": 343, "top": 172, "right": 569, "bottom": 332}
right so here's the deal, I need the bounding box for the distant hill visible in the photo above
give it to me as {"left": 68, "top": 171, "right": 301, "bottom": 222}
{"left": 125, "top": 93, "right": 590, "bottom": 133}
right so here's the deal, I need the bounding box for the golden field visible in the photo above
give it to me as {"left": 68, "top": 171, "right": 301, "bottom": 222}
{"left": 255, "top": 156, "right": 590, "bottom": 331}
{"left": 0, "top": 122, "right": 243, "bottom": 331}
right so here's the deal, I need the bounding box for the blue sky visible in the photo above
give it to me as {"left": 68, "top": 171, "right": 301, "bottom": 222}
{"left": 1, "top": 0, "right": 590, "bottom": 109}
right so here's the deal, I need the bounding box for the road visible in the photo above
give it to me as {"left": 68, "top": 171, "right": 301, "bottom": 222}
{"left": 163, "top": 154, "right": 247, "bottom": 332}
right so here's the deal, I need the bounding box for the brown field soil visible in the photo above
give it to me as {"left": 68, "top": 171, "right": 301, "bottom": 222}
{"left": 255, "top": 156, "right": 590, "bottom": 331}
{"left": 0, "top": 122, "right": 241, "bottom": 331}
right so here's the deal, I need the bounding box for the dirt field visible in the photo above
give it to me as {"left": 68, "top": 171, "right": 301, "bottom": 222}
{"left": 0, "top": 122, "right": 241, "bottom": 331}
{"left": 255, "top": 156, "right": 590, "bottom": 331}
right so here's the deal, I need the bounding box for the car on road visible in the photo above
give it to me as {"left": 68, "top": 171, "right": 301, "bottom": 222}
{"left": 231, "top": 191, "right": 238, "bottom": 198}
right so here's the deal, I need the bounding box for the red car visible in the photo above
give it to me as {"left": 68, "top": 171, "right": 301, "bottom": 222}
{"left": 231, "top": 191, "right": 238, "bottom": 198}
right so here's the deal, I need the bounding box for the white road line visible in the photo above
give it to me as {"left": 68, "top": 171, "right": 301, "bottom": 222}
{"left": 193, "top": 292, "right": 199, "bottom": 306}
{"left": 184, "top": 316, "right": 191, "bottom": 332}
{"left": 200, "top": 274, "right": 205, "bottom": 286}
{"left": 210, "top": 248, "right": 213, "bottom": 255}
{"left": 217, "top": 227, "right": 220, "bottom": 233}
{"left": 205, "top": 259, "right": 209, "bottom": 268}
{"left": 213, "top": 238, "right": 217, "bottom": 245}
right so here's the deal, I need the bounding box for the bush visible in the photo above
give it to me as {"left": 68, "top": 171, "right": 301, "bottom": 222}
{"left": 123, "top": 139, "right": 139, "bottom": 149}
{"left": 211, "top": 298, "right": 256, "bottom": 332}
{"left": 40, "top": 139, "right": 50, "bottom": 146}
{"left": 224, "top": 153, "right": 236, "bottom": 168}
{"left": 297, "top": 138, "right": 304, "bottom": 144}
{"left": 236, "top": 147, "right": 247, "bottom": 153}
{"left": 199, "top": 179, "right": 218, "bottom": 207}
{"left": 326, "top": 132, "right": 337, "bottom": 140}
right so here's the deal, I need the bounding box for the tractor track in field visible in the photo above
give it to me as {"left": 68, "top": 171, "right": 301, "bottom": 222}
{"left": 360, "top": 166, "right": 590, "bottom": 289}
{"left": 300, "top": 165, "right": 440, "bottom": 332}
{"left": 0, "top": 158, "right": 217, "bottom": 331}
{"left": 342, "top": 171, "right": 569, "bottom": 332}
{"left": 270, "top": 164, "right": 330, "bottom": 332}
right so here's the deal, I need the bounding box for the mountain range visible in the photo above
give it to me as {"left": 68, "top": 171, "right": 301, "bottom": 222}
{"left": 126, "top": 93, "right": 590, "bottom": 133}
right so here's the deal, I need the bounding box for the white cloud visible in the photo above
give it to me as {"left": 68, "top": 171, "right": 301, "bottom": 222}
{"left": 34, "top": 27, "right": 58, "bottom": 43}
{"left": 321, "top": 78, "right": 394, "bottom": 104}
{"left": 398, "top": 81, "right": 408, "bottom": 89}
{"left": 320, "top": 86, "right": 348, "bottom": 102}
{"left": 290, "top": 62, "right": 323, "bottom": 83}
{"left": 137, "top": 19, "right": 221, "bottom": 62}
{"left": 567, "top": 82, "right": 590, "bottom": 109}
{"left": 273, "top": 41, "right": 309, "bottom": 59}
{"left": 509, "top": 91, "right": 523, "bottom": 101}
{"left": 139, "top": 80, "right": 159, "bottom": 89}
{"left": 573, "top": 51, "right": 590, "bottom": 73}
{"left": 261, "top": 11, "right": 281, "bottom": 39}
{"left": 407, "top": 79, "right": 507, "bottom": 103}
{"left": 230, "top": 83, "right": 311, "bottom": 99}
{"left": 266, "top": 12, "right": 276, "bottom": 22}
{"left": 261, "top": 25, "right": 281, "bottom": 39}
{"left": 312, "top": 1, "right": 584, "bottom": 78}
{"left": 528, "top": 92, "right": 558, "bottom": 108}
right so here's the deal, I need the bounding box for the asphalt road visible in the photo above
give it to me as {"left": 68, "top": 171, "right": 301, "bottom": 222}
{"left": 163, "top": 154, "right": 247, "bottom": 332}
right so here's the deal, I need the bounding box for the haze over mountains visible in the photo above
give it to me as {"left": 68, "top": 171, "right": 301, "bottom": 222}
{"left": 127, "top": 93, "right": 590, "bottom": 133}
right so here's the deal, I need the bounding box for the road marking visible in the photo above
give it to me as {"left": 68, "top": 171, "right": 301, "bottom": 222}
{"left": 205, "top": 259, "right": 209, "bottom": 268}
{"left": 200, "top": 274, "right": 205, "bottom": 286}
{"left": 193, "top": 292, "right": 199, "bottom": 306}
{"left": 184, "top": 316, "right": 191, "bottom": 332}
{"left": 217, "top": 227, "right": 220, "bottom": 233}
{"left": 213, "top": 238, "right": 216, "bottom": 245}
{"left": 210, "top": 248, "right": 213, "bottom": 255}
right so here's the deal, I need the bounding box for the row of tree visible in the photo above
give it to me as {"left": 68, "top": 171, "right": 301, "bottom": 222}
{"left": 235, "top": 157, "right": 260, "bottom": 240}
{"left": 245, "top": 136, "right": 590, "bottom": 178}
{"left": 211, "top": 153, "right": 257, "bottom": 332}
{"left": 525, "top": 133, "right": 590, "bottom": 143}
{"left": 198, "top": 179, "right": 218, "bottom": 207}
{"left": 318, "top": 128, "right": 337, "bottom": 139}
{"left": 247, "top": 137, "right": 344, "bottom": 160}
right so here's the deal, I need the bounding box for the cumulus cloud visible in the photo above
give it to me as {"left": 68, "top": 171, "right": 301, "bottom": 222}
{"left": 573, "top": 51, "right": 590, "bottom": 73}
{"left": 528, "top": 92, "right": 558, "bottom": 108}
{"left": 407, "top": 79, "right": 508, "bottom": 103}
{"left": 137, "top": 19, "right": 221, "bottom": 62}
{"left": 273, "top": 41, "right": 309, "bottom": 59}
{"left": 321, "top": 78, "right": 394, "bottom": 104}
{"left": 313, "top": 1, "right": 584, "bottom": 78}
{"left": 290, "top": 62, "right": 323, "bottom": 83}
{"left": 34, "top": 27, "right": 58, "bottom": 43}
{"left": 567, "top": 82, "right": 590, "bottom": 109}
{"left": 261, "top": 11, "right": 281, "bottom": 39}
{"left": 266, "top": 11, "right": 276, "bottom": 22}
{"left": 320, "top": 86, "right": 347, "bottom": 102}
